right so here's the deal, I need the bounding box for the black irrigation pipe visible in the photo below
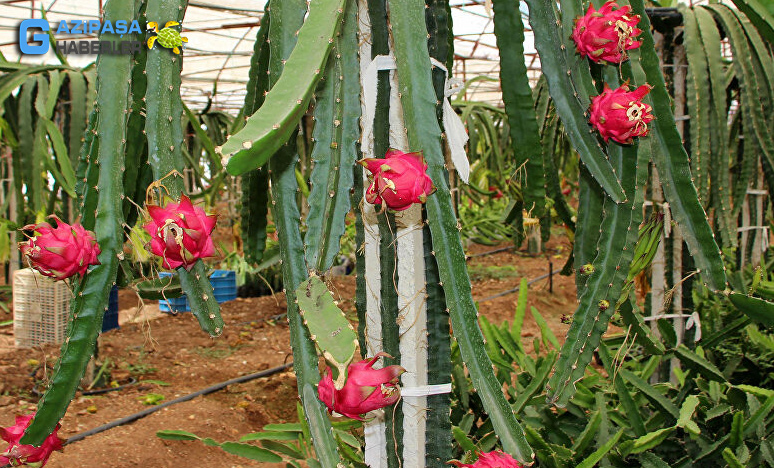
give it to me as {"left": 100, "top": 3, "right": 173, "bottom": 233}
{"left": 62, "top": 362, "right": 293, "bottom": 446}
{"left": 475, "top": 270, "right": 559, "bottom": 303}
{"left": 465, "top": 246, "right": 515, "bottom": 259}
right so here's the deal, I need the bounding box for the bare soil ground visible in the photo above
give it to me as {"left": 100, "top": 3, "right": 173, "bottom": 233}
{"left": 0, "top": 237, "right": 576, "bottom": 468}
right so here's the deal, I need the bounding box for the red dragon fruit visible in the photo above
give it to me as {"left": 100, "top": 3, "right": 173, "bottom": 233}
{"left": 359, "top": 149, "right": 435, "bottom": 211}
{"left": 572, "top": 1, "right": 642, "bottom": 64}
{"left": 1, "top": 413, "right": 64, "bottom": 467}
{"left": 143, "top": 195, "right": 217, "bottom": 270}
{"left": 589, "top": 83, "right": 654, "bottom": 144}
{"left": 18, "top": 217, "right": 101, "bottom": 281}
{"left": 317, "top": 352, "right": 404, "bottom": 420}
{"left": 449, "top": 450, "right": 524, "bottom": 468}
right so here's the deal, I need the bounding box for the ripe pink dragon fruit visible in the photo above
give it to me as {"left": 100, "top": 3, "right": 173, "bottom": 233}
{"left": 1, "top": 413, "right": 64, "bottom": 467}
{"left": 572, "top": 1, "right": 642, "bottom": 64}
{"left": 589, "top": 83, "right": 654, "bottom": 144}
{"left": 359, "top": 149, "right": 435, "bottom": 211}
{"left": 317, "top": 352, "right": 405, "bottom": 420}
{"left": 143, "top": 195, "right": 217, "bottom": 270}
{"left": 449, "top": 450, "right": 524, "bottom": 468}
{"left": 18, "top": 217, "right": 101, "bottom": 280}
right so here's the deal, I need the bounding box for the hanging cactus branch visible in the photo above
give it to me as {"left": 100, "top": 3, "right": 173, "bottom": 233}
{"left": 261, "top": 0, "right": 344, "bottom": 465}
{"left": 296, "top": 276, "right": 358, "bottom": 387}
{"left": 220, "top": 0, "right": 348, "bottom": 176}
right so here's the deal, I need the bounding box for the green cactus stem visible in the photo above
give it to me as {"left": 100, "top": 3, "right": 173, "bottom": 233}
{"left": 239, "top": 15, "right": 271, "bottom": 264}
{"left": 264, "top": 0, "right": 343, "bottom": 465}
{"left": 388, "top": 0, "right": 533, "bottom": 460}
{"left": 546, "top": 61, "right": 646, "bottom": 406}
{"left": 220, "top": 0, "right": 348, "bottom": 176}
{"left": 424, "top": 0, "right": 453, "bottom": 465}
{"left": 123, "top": 34, "right": 151, "bottom": 230}
{"left": 681, "top": 6, "right": 712, "bottom": 210}
{"left": 304, "top": 2, "right": 360, "bottom": 272}
{"left": 628, "top": 0, "right": 727, "bottom": 292}
{"left": 144, "top": 0, "right": 224, "bottom": 337}
{"left": 21, "top": 0, "right": 135, "bottom": 445}
{"left": 76, "top": 111, "right": 99, "bottom": 231}
{"left": 493, "top": 0, "right": 546, "bottom": 219}
{"left": 296, "top": 276, "right": 358, "bottom": 384}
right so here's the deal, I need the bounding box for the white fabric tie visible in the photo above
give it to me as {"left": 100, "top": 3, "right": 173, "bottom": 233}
{"left": 643, "top": 311, "right": 702, "bottom": 341}
{"left": 361, "top": 54, "right": 470, "bottom": 183}
{"left": 400, "top": 383, "right": 453, "bottom": 398}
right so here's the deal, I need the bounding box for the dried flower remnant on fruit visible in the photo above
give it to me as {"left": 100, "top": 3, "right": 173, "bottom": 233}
{"left": 143, "top": 195, "right": 217, "bottom": 270}
{"left": 589, "top": 83, "right": 654, "bottom": 144}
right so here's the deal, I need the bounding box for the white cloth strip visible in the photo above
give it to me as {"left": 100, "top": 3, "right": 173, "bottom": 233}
{"left": 736, "top": 226, "right": 770, "bottom": 251}
{"left": 746, "top": 189, "right": 769, "bottom": 195}
{"left": 360, "top": 54, "right": 470, "bottom": 182}
{"left": 643, "top": 311, "right": 702, "bottom": 341}
{"left": 429, "top": 57, "right": 470, "bottom": 183}
{"left": 400, "top": 383, "right": 453, "bottom": 398}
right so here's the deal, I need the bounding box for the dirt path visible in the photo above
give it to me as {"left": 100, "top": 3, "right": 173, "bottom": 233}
{"left": 0, "top": 239, "right": 577, "bottom": 467}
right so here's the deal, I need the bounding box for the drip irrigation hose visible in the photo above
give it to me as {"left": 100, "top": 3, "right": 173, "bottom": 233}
{"left": 475, "top": 270, "right": 559, "bottom": 303}
{"left": 62, "top": 362, "right": 293, "bottom": 446}
{"left": 465, "top": 246, "right": 515, "bottom": 259}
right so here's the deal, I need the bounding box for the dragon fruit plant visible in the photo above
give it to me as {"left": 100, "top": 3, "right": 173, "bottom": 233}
{"left": 16, "top": 0, "right": 225, "bottom": 452}
{"left": 13, "top": 0, "right": 774, "bottom": 465}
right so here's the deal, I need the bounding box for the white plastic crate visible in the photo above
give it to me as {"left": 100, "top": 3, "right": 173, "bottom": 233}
{"left": 13, "top": 268, "right": 72, "bottom": 348}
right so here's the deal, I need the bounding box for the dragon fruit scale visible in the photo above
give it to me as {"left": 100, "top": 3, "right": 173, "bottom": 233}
{"left": 589, "top": 82, "right": 654, "bottom": 145}
{"left": 572, "top": 1, "right": 643, "bottom": 64}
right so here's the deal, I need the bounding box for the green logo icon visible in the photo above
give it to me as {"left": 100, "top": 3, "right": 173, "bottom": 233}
{"left": 146, "top": 21, "right": 188, "bottom": 54}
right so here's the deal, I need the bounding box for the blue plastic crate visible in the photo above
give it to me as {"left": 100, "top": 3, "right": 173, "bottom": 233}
{"left": 102, "top": 285, "right": 119, "bottom": 332}
{"left": 159, "top": 270, "right": 237, "bottom": 313}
